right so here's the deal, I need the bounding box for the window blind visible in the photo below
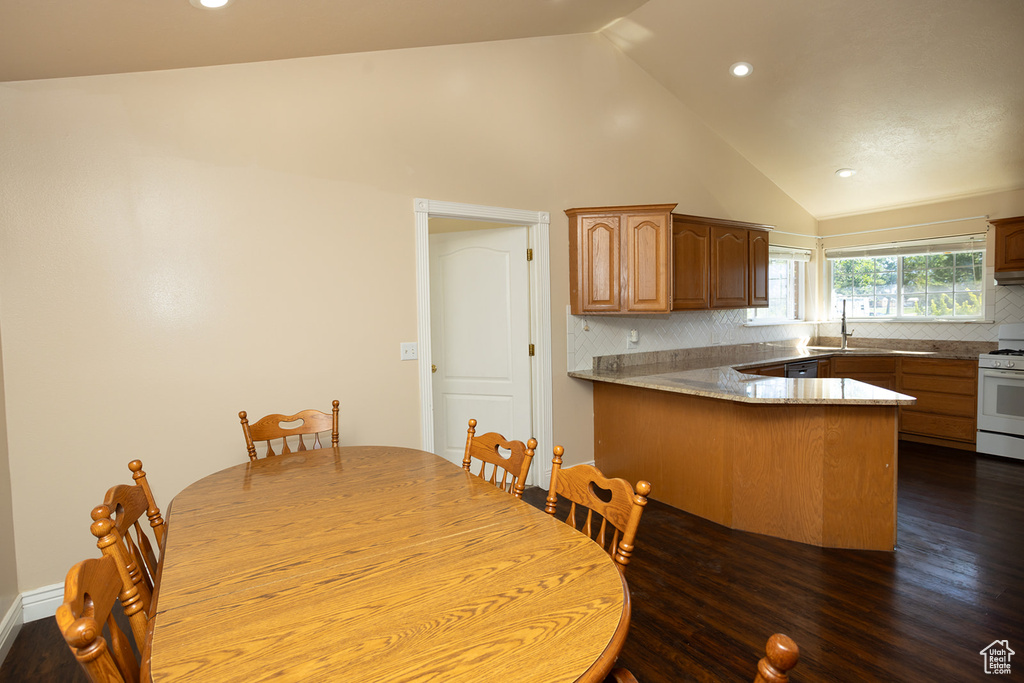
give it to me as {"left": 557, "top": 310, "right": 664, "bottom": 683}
{"left": 825, "top": 234, "right": 985, "bottom": 260}
{"left": 769, "top": 246, "right": 812, "bottom": 262}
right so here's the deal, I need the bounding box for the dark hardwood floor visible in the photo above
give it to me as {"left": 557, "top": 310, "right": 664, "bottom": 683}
{"left": 525, "top": 440, "right": 1024, "bottom": 682}
{"left": 2, "top": 440, "right": 1021, "bottom": 682}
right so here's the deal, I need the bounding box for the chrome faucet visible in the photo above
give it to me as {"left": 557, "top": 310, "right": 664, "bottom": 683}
{"left": 841, "top": 299, "right": 854, "bottom": 350}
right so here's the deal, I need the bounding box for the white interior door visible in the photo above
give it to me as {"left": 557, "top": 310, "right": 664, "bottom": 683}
{"left": 429, "top": 226, "right": 533, "bottom": 467}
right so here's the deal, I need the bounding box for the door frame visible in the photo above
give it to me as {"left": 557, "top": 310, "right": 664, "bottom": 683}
{"left": 414, "top": 198, "right": 552, "bottom": 487}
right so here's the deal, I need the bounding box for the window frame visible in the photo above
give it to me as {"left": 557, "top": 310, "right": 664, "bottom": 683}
{"left": 747, "top": 246, "right": 810, "bottom": 324}
{"left": 825, "top": 235, "right": 987, "bottom": 322}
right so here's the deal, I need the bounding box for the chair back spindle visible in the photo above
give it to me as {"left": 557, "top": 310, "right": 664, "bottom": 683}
{"left": 545, "top": 445, "right": 651, "bottom": 570}
{"left": 91, "top": 489, "right": 159, "bottom": 652}
{"left": 462, "top": 418, "right": 537, "bottom": 498}
{"left": 239, "top": 400, "right": 340, "bottom": 461}
{"left": 128, "top": 460, "right": 165, "bottom": 546}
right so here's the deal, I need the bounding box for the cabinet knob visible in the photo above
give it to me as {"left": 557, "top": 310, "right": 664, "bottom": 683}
{"left": 431, "top": 364, "right": 437, "bottom": 373}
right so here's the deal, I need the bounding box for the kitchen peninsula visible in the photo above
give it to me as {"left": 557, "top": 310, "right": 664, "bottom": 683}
{"left": 571, "top": 342, "right": 920, "bottom": 551}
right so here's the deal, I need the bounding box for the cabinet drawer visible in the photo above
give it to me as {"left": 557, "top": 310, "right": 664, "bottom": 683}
{"left": 901, "top": 357, "right": 976, "bottom": 379}
{"left": 750, "top": 363, "right": 785, "bottom": 377}
{"left": 900, "top": 373, "right": 977, "bottom": 397}
{"left": 900, "top": 410, "right": 976, "bottom": 442}
{"left": 833, "top": 356, "right": 896, "bottom": 374}
{"left": 842, "top": 373, "right": 896, "bottom": 391}
{"left": 900, "top": 390, "right": 976, "bottom": 418}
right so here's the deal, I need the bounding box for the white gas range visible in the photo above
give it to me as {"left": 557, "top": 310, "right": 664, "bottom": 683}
{"left": 977, "top": 323, "right": 1024, "bottom": 460}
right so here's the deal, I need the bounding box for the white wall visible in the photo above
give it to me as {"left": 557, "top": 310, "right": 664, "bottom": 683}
{"left": 0, "top": 318, "right": 17, "bottom": 622}
{"left": 0, "top": 33, "right": 816, "bottom": 592}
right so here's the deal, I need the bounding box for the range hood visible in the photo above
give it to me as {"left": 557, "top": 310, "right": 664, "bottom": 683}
{"left": 995, "top": 270, "right": 1024, "bottom": 285}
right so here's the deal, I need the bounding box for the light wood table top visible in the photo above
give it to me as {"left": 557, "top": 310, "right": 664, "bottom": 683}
{"left": 149, "top": 446, "right": 629, "bottom": 682}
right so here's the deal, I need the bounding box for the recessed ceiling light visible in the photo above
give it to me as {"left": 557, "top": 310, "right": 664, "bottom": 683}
{"left": 729, "top": 62, "right": 753, "bottom": 77}
{"left": 190, "top": 0, "right": 231, "bottom": 8}
{"left": 835, "top": 168, "right": 857, "bottom": 178}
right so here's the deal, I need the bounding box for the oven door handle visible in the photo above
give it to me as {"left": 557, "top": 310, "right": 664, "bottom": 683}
{"left": 982, "top": 369, "right": 1024, "bottom": 379}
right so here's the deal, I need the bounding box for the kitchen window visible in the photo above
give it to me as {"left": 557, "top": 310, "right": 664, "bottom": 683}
{"left": 825, "top": 235, "right": 986, "bottom": 320}
{"left": 749, "top": 246, "right": 810, "bottom": 323}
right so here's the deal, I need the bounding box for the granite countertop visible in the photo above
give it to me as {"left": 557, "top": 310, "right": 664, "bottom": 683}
{"left": 569, "top": 339, "right": 992, "bottom": 406}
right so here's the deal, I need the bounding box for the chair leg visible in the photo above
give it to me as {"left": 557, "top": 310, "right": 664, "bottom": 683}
{"left": 607, "top": 668, "right": 639, "bottom": 683}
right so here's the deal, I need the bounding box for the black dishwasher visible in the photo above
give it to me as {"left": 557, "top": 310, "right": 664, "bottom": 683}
{"left": 785, "top": 360, "right": 818, "bottom": 378}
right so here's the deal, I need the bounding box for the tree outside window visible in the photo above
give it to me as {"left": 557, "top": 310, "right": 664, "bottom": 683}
{"left": 830, "top": 250, "right": 984, "bottom": 319}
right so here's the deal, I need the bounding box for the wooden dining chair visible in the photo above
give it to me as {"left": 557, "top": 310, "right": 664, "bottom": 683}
{"left": 462, "top": 418, "right": 537, "bottom": 498}
{"left": 753, "top": 633, "right": 800, "bottom": 683}
{"left": 544, "top": 446, "right": 651, "bottom": 571}
{"left": 90, "top": 483, "right": 161, "bottom": 653}
{"left": 602, "top": 632, "right": 799, "bottom": 683}
{"left": 239, "top": 400, "right": 340, "bottom": 461}
{"left": 57, "top": 554, "right": 146, "bottom": 683}
{"left": 128, "top": 460, "right": 165, "bottom": 547}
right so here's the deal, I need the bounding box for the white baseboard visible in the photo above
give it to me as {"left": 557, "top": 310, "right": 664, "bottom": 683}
{"left": 0, "top": 595, "right": 23, "bottom": 668}
{"left": 21, "top": 582, "right": 63, "bottom": 623}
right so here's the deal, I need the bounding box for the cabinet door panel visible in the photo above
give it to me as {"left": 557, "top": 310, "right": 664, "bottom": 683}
{"left": 672, "top": 221, "right": 710, "bottom": 309}
{"left": 900, "top": 390, "right": 976, "bottom": 417}
{"left": 624, "top": 213, "right": 670, "bottom": 312}
{"left": 832, "top": 356, "right": 897, "bottom": 374}
{"left": 748, "top": 229, "right": 769, "bottom": 307}
{"left": 901, "top": 357, "right": 976, "bottom": 379}
{"left": 710, "top": 226, "right": 749, "bottom": 308}
{"left": 900, "top": 411, "right": 976, "bottom": 442}
{"left": 579, "top": 215, "right": 621, "bottom": 312}
{"left": 841, "top": 373, "right": 896, "bottom": 390}
{"left": 993, "top": 218, "right": 1024, "bottom": 272}
{"left": 900, "top": 373, "right": 976, "bottom": 396}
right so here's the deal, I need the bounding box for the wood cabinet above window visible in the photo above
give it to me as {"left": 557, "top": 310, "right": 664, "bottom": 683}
{"left": 672, "top": 214, "right": 773, "bottom": 311}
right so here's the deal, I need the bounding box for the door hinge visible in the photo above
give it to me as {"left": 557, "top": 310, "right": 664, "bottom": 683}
{"left": 526, "top": 248, "right": 533, "bottom": 262}
{"left": 528, "top": 343, "right": 535, "bottom": 357}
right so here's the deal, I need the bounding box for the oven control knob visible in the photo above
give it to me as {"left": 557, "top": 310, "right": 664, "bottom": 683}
{"left": 1008, "top": 360, "right": 1016, "bottom": 369}
{"left": 994, "top": 360, "right": 1002, "bottom": 368}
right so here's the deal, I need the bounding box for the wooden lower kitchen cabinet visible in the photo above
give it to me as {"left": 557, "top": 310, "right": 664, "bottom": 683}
{"left": 592, "top": 382, "right": 897, "bottom": 551}
{"left": 898, "top": 358, "right": 978, "bottom": 450}
{"left": 831, "top": 355, "right": 897, "bottom": 390}
{"left": 748, "top": 362, "right": 785, "bottom": 377}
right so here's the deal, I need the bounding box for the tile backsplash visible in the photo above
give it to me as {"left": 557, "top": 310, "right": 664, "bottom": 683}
{"left": 566, "top": 307, "right": 816, "bottom": 371}
{"left": 566, "top": 284, "right": 1024, "bottom": 372}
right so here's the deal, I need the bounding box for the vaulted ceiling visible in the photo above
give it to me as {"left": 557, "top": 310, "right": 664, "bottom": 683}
{"left": 3, "top": 0, "right": 1022, "bottom": 219}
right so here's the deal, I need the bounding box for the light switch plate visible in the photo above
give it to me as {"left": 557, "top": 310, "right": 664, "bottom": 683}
{"left": 400, "top": 342, "right": 418, "bottom": 360}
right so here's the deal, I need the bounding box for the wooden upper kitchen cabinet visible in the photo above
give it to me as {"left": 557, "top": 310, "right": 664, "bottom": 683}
{"left": 670, "top": 221, "right": 710, "bottom": 309}
{"left": 568, "top": 205, "right": 772, "bottom": 314}
{"left": 710, "top": 225, "right": 749, "bottom": 308}
{"left": 991, "top": 216, "right": 1024, "bottom": 280}
{"left": 748, "top": 229, "right": 770, "bottom": 307}
{"left": 566, "top": 204, "right": 676, "bottom": 314}
{"left": 672, "top": 214, "right": 772, "bottom": 310}
{"left": 898, "top": 357, "right": 978, "bottom": 449}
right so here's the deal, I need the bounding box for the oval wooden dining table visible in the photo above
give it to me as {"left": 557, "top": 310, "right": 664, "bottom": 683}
{"left": 148, "top": 445, "right": 630, "bottom": 682}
